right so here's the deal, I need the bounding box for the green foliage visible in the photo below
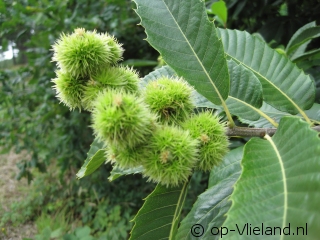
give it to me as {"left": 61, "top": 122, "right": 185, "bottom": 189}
{"left": 0, "top": 1, "right": 159, "bottom": 238}
{"left": 219, "top": 28, "right": 315, "bottom": 116}
{"left": 176, "top": 146, "right": 243, "bottom": 239}
{"left": 225, "top": 59, "right": 263, "bottom": 121}
{"left": 63, "top": 226, "right": 95, "bottom": 240}
{"left": 0, "top": 67, "right": 93, "bottom": 180}
{"left": 35, "top": 210, "right": 69, "bottom": 240}
{"left": 76, "top": 138, "right": 105, "bottom": 179}
{"left": 224, "top": 117, "right": 320, "bottom": 239}
{"left": 208, "top": 0, "right": 320, "bottom": 47}
{"left": 2, "top": 0, "right": 320, "bottom": 239}
{"left": 134, "top": 0, "right": 230, "bottom": 106}
{"left": 208, "top": 0, "right": 228, "bottom": 27}
{"left": 54, "top": 0, "right": 319, "bottom": 234}
{"left": 0, "top": 0, "right": 158, "bottom": 178}
{"left": 286, "top": 21, "right": 320, "bottom": 58}
{"left": 130, "top": 183, "right": 189, "bottom": 240}
{"left": 239, "top": 102, "right": 320, "bottom": 128}
{"left": 51, "top": 27, "right": 217, "bottom": 189}
{"left": 126, "top": 0, "right": 320, "bottom": 239}
{"left": 108, "top": 165, "right": 144, "bottom": 182}
{"left": 1, "top": 161, "right": 156, "bottom": 239}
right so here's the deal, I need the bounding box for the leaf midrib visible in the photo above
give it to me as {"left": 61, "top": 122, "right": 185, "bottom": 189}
{"left": 228, "top": 96, "right": 278, "bottom": 127}
{"left": 225, "top": 52, "right": 308, "bottom": 119}
{"left": 264, "top": 134, "right": 288, "bottom": 240}
{"left": 161, "top": 0, "right": 226, "bottom": 105}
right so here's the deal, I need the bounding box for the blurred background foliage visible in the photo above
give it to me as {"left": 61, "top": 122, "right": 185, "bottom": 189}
{"left": 0, "top": 0, "right": 319, "bottom": 239}
{"left": 206, "top": 0, "right": 320, "bottom": 47}
{"left": 0, "top": 0, "right": 159, "bottom": 238}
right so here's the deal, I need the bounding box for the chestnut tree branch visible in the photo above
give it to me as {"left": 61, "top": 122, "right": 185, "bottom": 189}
{"left": 226, "top": 125, "right": 320, "bottom": 138}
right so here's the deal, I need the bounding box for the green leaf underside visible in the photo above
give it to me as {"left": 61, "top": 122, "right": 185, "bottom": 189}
{"left": 218, "top": 28, "right": 315, "bottom": 115}
{"left": 239, "top": 102, "right": 288, "bottom": 128}
{"left": 130, "top": 182, "right": 189, "bottom": 240}
{"left": 225, "top": 60, "right": 263, "bottom": 121}
{"left": 240, "top": 102, "right": 320, "bottom": 128}
{"left": 134, "top": 0, "right": 230, "bottom": 105}
{"left": 292, "top": 48, "right": 320, "bottom": 63}
{"left": 223, "top": 117, "right": 320, "bottom": 239}
{"left": 108, "top": 165, "right": 144, "bottom": 182}
{"left": 76, "top": 138, "right": 105, "bottom": 179}
{"left": 289, "top": 39, "right": 311, "bottom": 62}
{"left": 193, "top": 92, "right": 217, "bottom": 109}
{"left": 286, "top": 21, "right": 320, "bottom": 57}
{"left": 176, "top": 147, "right": 243, "bottom": 240}
{"left": 303, "top": 103, "right": 320, "bottom": 122}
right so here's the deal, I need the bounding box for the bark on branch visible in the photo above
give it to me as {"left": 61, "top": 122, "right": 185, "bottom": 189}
{"left": 226, "top": 125, "right": 320, "bottom": 138}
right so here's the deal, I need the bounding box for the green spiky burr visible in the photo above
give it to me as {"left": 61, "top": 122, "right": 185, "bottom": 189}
{"left": 182, "top": 111, "right": 229, "bottom": 172}
{"left": 91, "top": 89, "right": 157, "bottom": 148}
{"left": 144, "top": 77, "right": 194, "bottom": 124}
{"left": 52, "top": 28, "right": 123, "bottom": 78}
{"left": 142, "top": 125, "right": 199, "bottom": 187}
{"left": 51, "top": 70, "right": 86, "bottom": 110}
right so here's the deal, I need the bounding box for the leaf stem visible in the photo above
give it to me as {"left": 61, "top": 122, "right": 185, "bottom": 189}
{"left": 227, "top": 96, "right": 279, "bottom": 128}
{"left": 169, "top": 181, "right": 189, "bottom": 240}
{"left": 255, "top": 108, "right": 279, "bottom": 128}
{"left": 299, "top": 109, "right": 312, "bottom": 125}
{"left": 221, "top": 100, "right": 235, "bottom": 127}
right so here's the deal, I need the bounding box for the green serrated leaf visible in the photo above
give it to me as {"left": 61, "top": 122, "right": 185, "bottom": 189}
{"left": 289, "top": 40, "right": 311, "bottom": 62}
{"left": 108, "top": 165, "right": 144, "bottom": 182}
{"left": 239, "top": 102, "right": 290, "bottom": 128}
{"left": 286, "top": 21, "right": 320, "bottom": 57}
{"left": 304, "top": 103, "right": 320, "bottom": 123}
{"left": 130, "top": 182, "right": 189, "bottom": 240}
{"left": 240, "top": 102, "right": 320, "bottom": 128}
{"left": 133, "top": 0, "right": 230, "bottom": 106}
{"left": 223, "top": 116, "right": 320, "bottom": 239}
{"left": 292, "top": 48, "right": 320, "bottom": 63}
{"left": 225, "top": 60, "right": 263, "bottom": 121}
{"left": 76, "top": 138, "right": 105, "bottom": 179}
{"left": 218, "top": 28, "right": 315, "bottom": 119}
{"left": 176, "top": 146, "right": 243, "bottom": 240}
